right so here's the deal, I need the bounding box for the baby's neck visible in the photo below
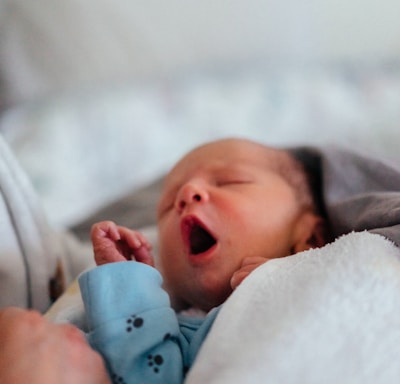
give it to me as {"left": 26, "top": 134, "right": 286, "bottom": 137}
{"left": 178, "top": 307, "right": 208, "bottom": 318}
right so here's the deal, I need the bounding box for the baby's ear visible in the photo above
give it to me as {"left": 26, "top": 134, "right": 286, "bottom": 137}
{"left": 293, "top": 213, "right": 327, "bottom": 254}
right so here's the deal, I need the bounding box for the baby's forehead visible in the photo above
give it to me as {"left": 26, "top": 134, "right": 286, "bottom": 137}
{"left": 175, "top": 140, "right": 275, "bottom": 169}
{"left": 166, "top": 158, "right": 242, "bottom": 184}
{"left": 163, "top": 142, "right": 281, "bottom": 187}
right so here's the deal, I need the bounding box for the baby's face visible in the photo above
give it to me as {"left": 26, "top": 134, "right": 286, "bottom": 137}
{"left": 157, "top": 139, "right": 306, "bottom": 311}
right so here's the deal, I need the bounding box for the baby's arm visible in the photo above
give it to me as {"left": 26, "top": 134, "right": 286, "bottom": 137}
{"left": 79, "top": 262, "right": 185, "bottom": 383}
{"left": 91, "top": 221, "right": 154, "bottom": 267}
{"left": 230, "top": 257, "right": 269, "bottom": 290}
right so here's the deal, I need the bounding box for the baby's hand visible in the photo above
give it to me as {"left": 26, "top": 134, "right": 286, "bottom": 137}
{"left": 230, "top": 257, "right": 269, "bottom": 290}
{"left": 91, "top": 221, "right": 154, "bottom": 267}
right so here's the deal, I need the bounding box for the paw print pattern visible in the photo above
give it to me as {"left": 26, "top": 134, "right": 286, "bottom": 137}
{"left": 126, "top": 314, "right": 144, "bottom": 332}
{"left": 147, "top": 354, "right": 164, "bottom": 373}
{"left": 163, "top": 332, "right": 179, "bottom": 343}
{"left": 111, "top": 372, "right": 127, "bottom": 384}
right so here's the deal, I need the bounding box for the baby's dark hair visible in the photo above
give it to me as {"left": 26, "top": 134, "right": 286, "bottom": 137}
{"left": 263, "top": 146, "right": 326, "bottom": 218}
{"left": 286, "top": 147, "right": 328, "bottom": 220}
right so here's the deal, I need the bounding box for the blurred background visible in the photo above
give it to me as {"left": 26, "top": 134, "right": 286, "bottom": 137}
{"left": 0, "top": 0, "right": 399, "bottom": 229}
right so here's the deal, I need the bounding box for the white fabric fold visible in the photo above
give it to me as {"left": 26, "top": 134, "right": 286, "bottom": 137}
{"left": 0, "top": 134, "right": 92, "bottom": 312}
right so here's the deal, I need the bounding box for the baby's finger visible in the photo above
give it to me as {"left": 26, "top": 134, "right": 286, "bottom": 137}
{"left": 136, "top": 232, "right": 153, "bottom": 250}
{"left": 116, "top": 227, "right": 141, "bottom": 248}
{"left": 230, "top": 270, "right": 250, "bottom": 290}
{"left": 134, "top": 247, "right": 155, "bottom": 267}
{"left": 231, "top": 258, "right": 270, "bottom": 290}
{"left": 91, "top": 221, "right": 121, "bottom": 241}
{"left": 115, "top": 239, "right": 134, "bottom": 260}
{"left": 103, "top": 221, "right": 121, "bottom": 241}
{"left": 118, "top": 227, "right": 151, "bottom": 251}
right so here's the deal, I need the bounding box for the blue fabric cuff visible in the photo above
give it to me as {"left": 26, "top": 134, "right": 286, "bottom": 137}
{"left": 79, "top": 262, "right": 170, "bottom": 329}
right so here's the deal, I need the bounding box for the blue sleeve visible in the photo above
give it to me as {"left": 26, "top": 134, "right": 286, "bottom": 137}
{"left": 79, "top": 262, "right": 184, "bottom": 384}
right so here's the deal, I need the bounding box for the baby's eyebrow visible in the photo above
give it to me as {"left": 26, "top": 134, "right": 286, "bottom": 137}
{"left": 213, "top": 163, "right": 256, "bottom": 177}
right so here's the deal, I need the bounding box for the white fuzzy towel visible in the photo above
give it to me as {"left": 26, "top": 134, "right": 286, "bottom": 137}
{"left": 186, "top": 232, "right": 400, "bottom": 384}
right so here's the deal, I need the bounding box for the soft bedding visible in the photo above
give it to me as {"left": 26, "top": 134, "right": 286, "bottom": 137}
{"left": 0, "top": 133, "right": 57, "bottom": 311}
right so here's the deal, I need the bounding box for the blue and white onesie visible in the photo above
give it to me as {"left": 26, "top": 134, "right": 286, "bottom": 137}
{"left": 79, "top": 262, "right": 219, "bottom": 384}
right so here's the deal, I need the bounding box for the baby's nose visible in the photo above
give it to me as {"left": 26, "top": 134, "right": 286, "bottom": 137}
{"left": 176, "top": 182, "right": 208, "bottom": 212}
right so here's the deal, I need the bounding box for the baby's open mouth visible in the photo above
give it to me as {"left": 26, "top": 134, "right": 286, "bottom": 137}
{"left": 182, "top": 216, "right": 217, "bottom": 255}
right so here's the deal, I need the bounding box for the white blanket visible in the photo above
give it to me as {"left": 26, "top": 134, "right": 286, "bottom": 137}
{"left": 186, "top": 232, "right": 400, "bottom": 384}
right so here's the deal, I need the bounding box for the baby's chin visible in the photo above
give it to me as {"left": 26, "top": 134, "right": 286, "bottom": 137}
{"left": 190, "top": 283, "right": 233, "bottom": 312}
{"left": 166, "top": 284, "right": 227, "bottom": 312}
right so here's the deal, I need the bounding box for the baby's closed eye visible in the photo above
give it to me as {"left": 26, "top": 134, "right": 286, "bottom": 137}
{"left": 216, "top": 178, "right": 253, "bottom": 187}
{"left": 214, "top": 167, "right": 254, "bottom": 187}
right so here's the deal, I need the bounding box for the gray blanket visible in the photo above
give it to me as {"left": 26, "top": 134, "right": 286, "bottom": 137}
{"left": 292, "top": 146, "right": 400, "bottom": 246}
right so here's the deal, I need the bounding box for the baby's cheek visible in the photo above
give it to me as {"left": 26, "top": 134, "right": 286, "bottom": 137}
{"left": 160, "top": 225, "right": 181, "bottom": 253}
